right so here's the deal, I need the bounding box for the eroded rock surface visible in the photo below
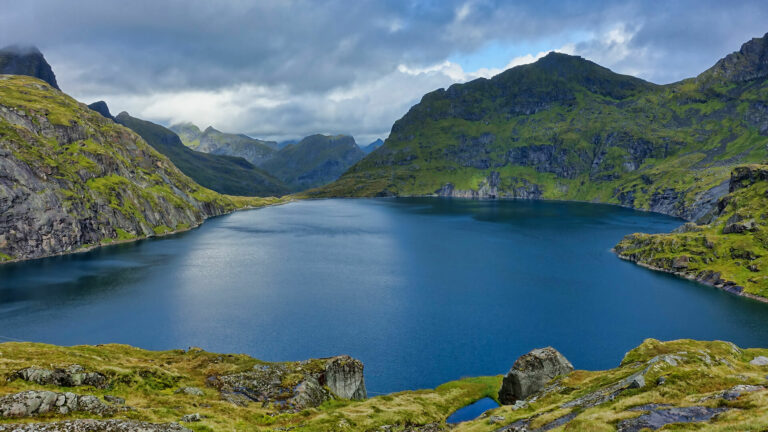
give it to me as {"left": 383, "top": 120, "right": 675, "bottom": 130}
{"left": 208, "top": 355, "right": 366, "bottom": 411}
{"left": 0, "top": 390, "right": 118, "bottom": 418}
{"left": 10, "top": 365, "right": 107, "bottom": 388}
{"left": 498, "top": 347, "right": 573, "bottom": 404}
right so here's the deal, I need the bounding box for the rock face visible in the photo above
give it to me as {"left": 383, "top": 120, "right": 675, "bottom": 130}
{"left": 0, "top": 45, "right": 59, "bottom": 89}
{"left": 208, "top": 355, "right": 366, "bottom": 411}
{"left": 0, "top": 390, "right": 117, "bottom": 418}
{"left": 10, "top": 365, "right": 107, "bottom": 388}
{"left": 0, "top": 420, "right": 191, "bottom": 431}
{"left": 701, "top": 32, "right": 768, "bottom": 83}
{"left": 498, "top": 347, "right": 573, "bottom": 404}
{"left": 324, "top": 355, "right": 367, "bottom": 400}
{"left": 0, "top": 75, "right": 238, "bottom": 263}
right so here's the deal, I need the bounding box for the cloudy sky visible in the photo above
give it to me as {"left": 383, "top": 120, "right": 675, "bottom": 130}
{"left": 2, "top": 0, "right": 767, "bottom": 144}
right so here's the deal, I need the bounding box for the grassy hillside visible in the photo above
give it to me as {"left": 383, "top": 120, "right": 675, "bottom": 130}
{"left": 261, "top": 134, "right": 365, "bottom": 191}
{"left": 0, "top": 75, "right": 282, "bottom": 263}
{"left": 116, "top": 113, "right": 288, "bottom": 197}
{"left": 0, "top": 339, "right": 766, "bottom": 431}
{"left": 616, "top": 164, "right": 768, "bottom": 300}
{"left": 311, "top": 35, "right": 768, "bottom": 222}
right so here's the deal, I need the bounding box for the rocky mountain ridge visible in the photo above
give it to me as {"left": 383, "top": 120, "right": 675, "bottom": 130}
{"left": 312, "top": 33, "right": 768, "bottom": 223}
{"left": 0, "top": 45, "right": 59, "bottom": 90}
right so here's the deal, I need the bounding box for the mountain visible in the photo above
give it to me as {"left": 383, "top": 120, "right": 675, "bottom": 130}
{"left": 361, "top": 138, "right": 384, "bottom": 154}
{"left": 0, "top": 75, "right": 265, "bottom": 263}
{"left": 168, "top": 122, "right": 202, "bottom": 147}
{"left": 312, "top": 34, "right": 768, "bottom": 223}
{"left": 116, "top": 113, "right": 288, "bottom": 197}
{"left": 616, "top": 164, "right": 768, "bottom": 300}
{"left": 260, "top": 134, "right": 365, "bottom": 191}
{"left": 277, "top": 139, "right": 299, "bottom": 149}
{"left": 0, "top": 45, "right": 59, "bottom": 90}
{"left": 170, "top": 123, "right": 278, "bottom": 164}
{"left": 87, "top": 100, "right": 113, "bottom": 119}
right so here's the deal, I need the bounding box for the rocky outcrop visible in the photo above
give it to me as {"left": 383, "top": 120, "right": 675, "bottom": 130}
{"left": 207, "top": 355, "right": 366, "bottom": 411}
{"left": 324, "top": 355, "right": 367, "bottom": 400}
{"left": 10, "top": 365, "right": 107, "bottom": 388}
{"left": 617, "top": 405, "right": 728, "bottom": 432}
{"left": 0, "top": 45, "right": 59, "bottom": 89}
{"left": 700, "top": 31, "right": 768, "bottom": 83}
{"left": 0, "top": 420, "right": 191, "bottom": 431}
{"left": 436, "top": 172, "right": 543, "bottom": 199}
{"left": 498, "top": 347, "right": 573, "bottom": 404}
{"left": 0, "top": 390, "right": 118, "bottom": 418}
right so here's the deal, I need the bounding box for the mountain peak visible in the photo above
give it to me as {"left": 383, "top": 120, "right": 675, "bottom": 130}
{"left": 700, "top": 32, "right": 768, "bottom": 82}
{"left": 87, "top": 101, "right": 113, "bottom": 119}
{"left": 0, "top": 44, "right": 59, "bottom": 89}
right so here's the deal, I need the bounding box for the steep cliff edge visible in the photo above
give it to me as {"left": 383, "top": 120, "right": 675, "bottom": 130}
{"left": 0, "top": 75, "right": 273, "bottom": 263}
{"left": 311, "top": 34, "right": 768, "bottom": 221}
{"left": 615, "top": 164, "right": 768, "bottom": 301}
{"left": 0, "top": 45, "right": 59, "bottom": 90}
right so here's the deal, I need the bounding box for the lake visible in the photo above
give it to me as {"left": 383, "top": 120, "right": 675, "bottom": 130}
{"left": 2, "top": 198, "right": 768, "bottom": 394}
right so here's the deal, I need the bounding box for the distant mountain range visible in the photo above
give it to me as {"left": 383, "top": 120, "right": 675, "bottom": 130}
{"left": 362, "top": 138, "right": 384, "bottom": 154}
{"left": 171, "top": 123, "right": 365, "bottom": 191}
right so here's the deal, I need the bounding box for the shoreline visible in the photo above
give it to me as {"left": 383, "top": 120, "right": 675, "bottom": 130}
{"left": 0, "top": 197, "right": 295, "bottom": 266}
{"left": 614, "top": 252, "right": 768, "bottom": 304}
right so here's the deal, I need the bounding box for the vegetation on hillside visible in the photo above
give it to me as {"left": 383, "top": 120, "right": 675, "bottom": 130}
{"left": 0, "top": 339, "right": 767, "bottom": 431}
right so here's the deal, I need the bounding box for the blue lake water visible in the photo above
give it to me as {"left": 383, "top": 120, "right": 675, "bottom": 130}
{"left": 2, "top": 198, "right": 768, "bottom": 394}
{"left": 446, "top": 397, "right": 500, "bottom": 423}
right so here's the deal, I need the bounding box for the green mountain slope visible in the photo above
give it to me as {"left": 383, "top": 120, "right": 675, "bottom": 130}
{"left": 616, "top": 164, "right": 768, "bottom": 299}
{"left": 116, "top": 113, "right": 288, "bottom": 197}
{"left": 260, "top": 134, "right": 365, "bottom": 191}
{"left": 313, "top": 34, "right": 768, "bottom": 222}
{"left": 0, "top": 75, "right": 273, "bottom": 263}
{"left": 170, "top": 123, "right": 278, "bottom": 164}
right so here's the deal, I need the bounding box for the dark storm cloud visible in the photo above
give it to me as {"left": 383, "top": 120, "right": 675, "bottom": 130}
{"left": 1, "top": 0, "right": 766, "bottom": 139}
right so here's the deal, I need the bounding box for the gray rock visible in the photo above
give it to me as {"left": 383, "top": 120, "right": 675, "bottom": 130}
{"left": 324, "top": 355, "right": 367, "bottom": 400}
{"left": 103, "top": 395, "right": 125, "bottom": 405}
{"left": 488, "top": 415, "right": 506, "bottom": 424}
{"left": 208, "top": 354, "right": 366, "bottom": 411}
{"left": 498, "top": 347, "right": 574, "bottom": 404}
{"left": 174, "top": 387, "right": 203, "bottom": 397}
{"left": 11, "top": 365, "right": 107, "bottom": 388}
{"left": 0, "top": 390, "right": 116, "bottom": 418}
{"left": 617, "top": 406, "right": 728, "bottom": 432}
{"left": 180, "top": 413, "right": 201, "bottom": 423}
{"left": 0, "top": 419, "right": 192, "bottom": 431}
{"left": 750, "top": 356, "right": 768, "bottom": 366}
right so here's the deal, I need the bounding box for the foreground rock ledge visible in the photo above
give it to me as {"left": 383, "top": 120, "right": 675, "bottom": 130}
{"left": 498, "top": 346, "right": 574, "bottom": 404}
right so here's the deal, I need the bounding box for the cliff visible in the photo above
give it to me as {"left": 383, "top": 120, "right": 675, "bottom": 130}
{"left": 0, "top": 75, "right": 277, "bottom": 263}
{"left": 0, "top": 45, "right": 59, "bottom": 90}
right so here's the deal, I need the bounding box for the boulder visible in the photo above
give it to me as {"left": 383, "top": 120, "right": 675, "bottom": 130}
{"left": 10, "top": 365, "right": 107, "bottom": 388}
{"left": 498, "top": 347, "right": 574, "bottom": 404}
{"left": 0, "top": 390, "right": 117, "bottom": 418}
{"left": 750, "top": 356, "right": 768, "bottom": 366}
{"left": 174, "top": 387, "right": 204, "bottom": 396}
